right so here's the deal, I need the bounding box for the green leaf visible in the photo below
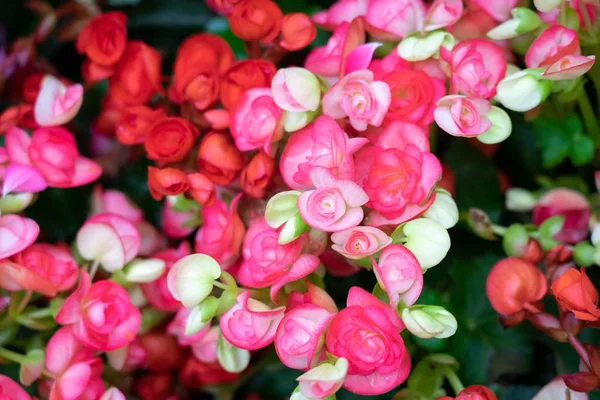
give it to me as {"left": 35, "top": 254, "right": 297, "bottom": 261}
{"left": 407, "top": 358, "right": 445, "bottom": 397}
{"left": 569, "top": 131, "right": 595, "bottom": 166}
{"left": 533, "top": 117, "right": 571, "bottom": 168}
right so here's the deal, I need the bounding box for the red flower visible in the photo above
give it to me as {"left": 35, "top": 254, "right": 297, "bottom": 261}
{"left": 179, "top": 356, "right": 240, "bottom": 388}
{"left": 116, "top": 105, "right": 167, "bottom": 145}
{"left": 147, "top": 167, "right": 190, "bottom": 201}
{"left": 197, "top": 131, "right": 244, "bottom": 185}
{"left": 437, "top": 385, "right": 497, "bottom": 400}
{"left": 220, "top": 60, "right": 276, "bottom": 110}
{"left": 240, "top": 151, "right": 275, "bottom": 198}
{"left": 552, "top": 268, "right": 600, "bottom": 321}
{"left": 144, "top": 117, "right": 197, "bottom": 164}
{"left": 228, "top": 0, "right": 283, "bottom": 42}
{"left": 279, "top": 13, "right": 316, "bottom": 51}
{"left": 76, "top": 12, "right": 128, "bottom": 67}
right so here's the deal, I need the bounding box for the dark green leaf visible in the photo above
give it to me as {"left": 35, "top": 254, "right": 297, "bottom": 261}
{"left": 570, "top": 131, "right": 595, "bottom": 166}
{"left": 533, "top": 117, "right": 571, "bottom": 168}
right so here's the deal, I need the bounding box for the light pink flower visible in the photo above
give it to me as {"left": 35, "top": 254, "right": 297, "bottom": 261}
{"left": 90, "top": 185, "right": 143, "bottom": 222}
{"left": 220, "top": 291, "right": 285, "bottom": 350}
{"left": 161, "top": 199, "right": 197, "bottom": 239}
{"left": 1, "top": 163, "right": 47, "bottom": 196}
{"left": 0, "top": 374, "right": 32, "bottom": 400}
{"left": 231, "top": 88, "right": 282, "bottom": 153}
{"left": 45, "top": 326, "right": 104, "bottom": 400}
{"left": 141, "top": 242, "right": 190, "bottom": 312}
{"left": 56, "top": 272, "right": 142, "bottom": 351}
{"left": 0, "top": 214, "right": 39, "bottom": 259}
{"left": 331, "top": 226, "right": 391, "bottom": 259}
{"left": 5, "top": 126, "right": 102, "bottom": 188}
{"left": 542, "top": 54, "right": 596, "bottom": 80}
{"left": 365, "top": 0, "right": 425, "bottom": 40}
{"left": 325, "top": 287, "right": 410, "bottom": 395}
{"left": 76, "top": 212, "right": 141, "bottom": 272}
{"left": 33, "top": 75, "right": 83, "bottom": 127}
{"left": 275, "top": 304, "right": 335, "bottom": 370}
{"left": 298, "top": 167, "right": 369, "bottom": 232}
{"left": 424, "top": 0, "right": 463, "bottom": 31}
{"left": 101, "top": 387, "right": 126, "bottom": 400}
{"left": 136, "top": 220, "right": 166, "bottom": 257}
{"left": 237, "top": 219, "right": 321, "bottom": 301}
{"left": 532, "top": 188, "right": 591, "bottom": 244}
{"left": 526, "top": 25, "right": 580, "bottom": 69}
{"left": 372, "top": 244, "right": 423, "bottom": 308}
{"left": 279, "top": 115, "right": 369, "bottom": 190}
{"left": 441, "top": 39, "right": 507, "bottom": 99}
{"left": 191, "top": 326, "right": 221, "bottom": 363}
{"left": 194, "top": 195, "right": 245, "bottom": 270}
{"left": 167, "top": 307, "right": 210, "bottom": 347}
{"left": 297, "top": 358, "right": 348, "bottom": 399}
{"left": 434, "top": 95, "right": 492, "bottom": 137}
{"left": 322, "top": 70, "right": 390, "bottom": 131}
{"left": 470, "top": 0, "right": 518, "bottom": 21}
{"left": 287, "top": 281, "right": 339, "bottom": 314}
{"left": 312, "top": 0, "right": 368, "bottom": 30}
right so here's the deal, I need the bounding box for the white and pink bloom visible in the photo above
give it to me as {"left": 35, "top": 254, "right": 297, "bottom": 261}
{"left": 331, "top": 226, "right": 391, "bottom": 260}
{"left": 231, "top": 87, "right": 282, "bottom": 152}
{"left": 166, "top": 254, "right": 222, "bottom": 308}
{"left": 1, "top": 162, "right": 47, "bottom": 196}
{"left": 272, "top": 68, "right": 321, "bottom": 113}
{"left": 297, "top": 357, "right": 349, "bottom": 399}
{"left": 220, "top": 291, "right": 285, "bottom": 350}
{"left": 434, "top": 95, "right": 492, "bottom": 137}
{"left": 33, "top": 75, "right": 83, "bottom": 127}
{"left": 526, "top": 25, "right": 580, "bottom": 69}
{"left": 298, "top": 167, "right": 369, "bottom": 232}
{"left": 372, "top": 244, "right": 423, "bottom": 308}
{"left": 312, "top": 0, "right": 368, "bottom": 30}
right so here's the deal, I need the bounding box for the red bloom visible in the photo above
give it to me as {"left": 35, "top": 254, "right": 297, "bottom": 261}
{"left": 147, "top": 167, "right": 190, "bottom": 201}
{"left": 179, "top": 356, "right": 240, "bottom": 388}
{"left": 76, "top": 12, "right": 128, "bottom": 67}
{"left": 197, "top": 131, "right": 244, "bottom": 185}
{"left": 144, "top": 117, "right": 198, "bottom": 164}
{"left": 552, "top": 268, "right": 600, "bottom": 321}
{"left": 220, "top": 60, "right": 277, "bottom": 110}
{"left": 116, "top": 105, "right": 167, "bottom": 145}
{"left": 437, "top": 384, "right": 497, "bottom": 400}
{"left": 187, "top": 172, "right": 216, "bottom": 206}
{"left": 228, "top": 0, "right": 283, "bottom": 42}
{"left": 240, "top": 151, "right": 275, "bottom": 198}
{"left": 279, "top": 13, "right": 316, "bottom": 51}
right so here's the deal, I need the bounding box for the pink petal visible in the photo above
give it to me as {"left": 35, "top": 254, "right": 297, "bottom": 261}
{"left": 55, "top": 271, "right": 90, "bottom": 325}
{"left": 343, "top": 42, "right": 382, "bottom": 75}
{"left": 2, "top": 163, "right": 47, "bottom": 196}
{"left": 50, "top": 156, "right": 102, "bottom": 188}
{"left": 46, "top": 326, "right": 80, "bottom": 375}
{"left": 0, "top": 214, "right": 39, "bottom": 259}
{"left": 324, "top": 206, "right": 364, "bottom": 232}
{"left": 368, "top": 80, "right": 391, "bottom": 127}
{"left": 34, "top": 75, "right": 83, "bottom": 127}
{"left": 366, "top": 195, "right": 436, "bottom": 227}
{"left": 270, "top": 254, "right": 321, "bottom": 302}
{"left": 5, "top": 127, "right": 32, "bottom": 165}
{"left": 542, "top": 55, "right": 596, "bottom": 80}
{"left": 57, "top": 363, "right": 91, "bottom": 400}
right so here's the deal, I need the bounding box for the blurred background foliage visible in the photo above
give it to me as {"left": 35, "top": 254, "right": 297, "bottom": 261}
{"left": 1, "top": 0, "right": 600, "bottom": 399}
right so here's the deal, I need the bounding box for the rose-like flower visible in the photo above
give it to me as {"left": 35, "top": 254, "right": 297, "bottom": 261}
{"left": 542, "top": 54, "right": 596, "bottom": 81}
{"left": 109, "top": 41, "right": 163, "bottom": 105}
{"left": 280, "top": 13, "right": 317, "bottom": 51}
{"left": 287, "top": 281, "right": 339, "bottom": 314}
{"left": 373, "top": 244, "right": 423, "bottom": 308}
{"left": 5, "top": 127, "right": 102, "bottom": 188}
{"left": 194, "top": 196, "right": 245, "bottom": 270}
{"left": 0, "top": 374, "right": 31, "bottom": 400}
{"left": 279, "top": 115, "right": 369, "bottom": 190}
{"left": 33, "top": 75, "right": 83, "bottom": 127}
{"left": 486, "top": 257, "right": 547, "bottom": 315}
{"left": 116, "top": 105, "right": 167, "bottom": 145}
{"left": 533, "top": 188, "right": 590, "bottom": 244}
{"left": 439, "top": 385, "right": 498, "bottom": 400}
{"left": 240, "top": 151, "right": 275, "bottom": 198}
{"left": 161, "top": 198, "right": 197, "bottom": 239}
{"left": 220, "top": 60, "right": 276, "bottom": 110}
{"left": 0, "top": 214, "right": 39, "bottom": 259}
{"left": 441, "top": 39, "right": 507, "bottom": 99}
{"left": 197, "top": 131, "right": 244, "bottom": 186}
{"left": 141, "top": 242, "right": 190, "bottom": 312}
{"left": 322, "top": 69, "right": 390, "bottom": 131}
{"left": 552, "top": 268, "right": 600, "bottom": 322}
{"left": 298, "top": 167, "right": 369, "bottom": 232}
{"left": 434, "top": 95, "right": 492, "bottom": 137}
{"left": 275, "top": 303, "right": 335, "bottom": 370}
{"left": 147, "top": 167, "right": 190, "bottom": 201}
{"left": 230, "top": 88, "right": 282, "bottom": 152}
{"left": 56, "top": 272, "right": 142, "bottom": 351}
{"left": 144, "top": 117, "right": 198, "bottom": 164}
{"left": 228, "top": 0, "right": 283, "bottom": 42}
{"left": 526, "top": 25, "right": 580, "bottom": 69}
{"left": 220, "top": 291, "right": 285, "bottom": 350}
{"left": 169, "top": 34, "right": 234, "bottom": 110}
{"left": 76, "top": 12, "right": 127, "bottom": 67}
{"left": 326, "top": 287, "right": 410, "bottom": 395}
{"left": 331, "top": 226, "right": 391, "bottom": 260}
{"left": 365, "top": 0, "right": 425, "bottom": 39}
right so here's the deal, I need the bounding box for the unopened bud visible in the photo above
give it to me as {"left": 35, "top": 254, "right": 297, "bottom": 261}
{"left": 496, "top": 69, "right": 552, "bottom": 112}
{"left": 403, "top": 218, "right": 451, "bottom": 270}
{"left": 401, "top": 305, "right": 457, "bottom": 339}
{"left": 124, "top": 258, "right": 166, "bottom": 283}
{"left": 502, "top": 224, "right": 529, "bottom": 257}
{"left": 574, "top": 242, "right": 596, "bottom": 266}
{"left": 506, "top": 188, "right": 536, "bottom": 212}
{"left": 487, "top": 8, "right": 542, "bottom": 40}
{"left": 476, "top": 106, "right": 512, "bottom": 144}
{"left": 424, "top": 188, "right": 459, "bottom": 229}
{"left": 397, "top": 31, "right": 455, "bottom": 62}
{"left": 217, "top": 334, "right": 250, "bottom": 373}
{"left": 533, "top": 0, "right": 561, "bottom": 12}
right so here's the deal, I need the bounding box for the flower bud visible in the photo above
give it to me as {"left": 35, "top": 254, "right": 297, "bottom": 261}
{"left": 476, "top": 106, "right": 512, "bottom": 144}
{"left": 403, "top": 218, "right": 451, "bottom": 270}
{"left": 397, "top": 31, "right": 455, "bottom": 62}
{"left": 101, "top": 387, "right": 126, "bottom": 400}
{"left": 265, "top": 190, "right": 302, "bottom": 228}
{"left": 574, "top": 242, "right": 596, "bottom": 266}
{"left": 186, "top": 296, "right": 218, "bottom": 335}
{"left": 272, "top": 68, "right": 321, "bottom": 113}
{"left": 283, "top": 109, "right": 320, "bottom": 132}
{"left": 279, "top": 213, "right": 310, "bottom": 245}
{"left": 167, "top": 254, "right": 222, "bottom": 308}
{"left": 502, "top": 224, "right": 529, "bottom": 257}
{"left": 539, "top": 215, "right": 565, "bottom": 251}
{"left": 533, "top": 0, "right": 561, "bottom": 13}
{"left": 424, "top": 188, "right": 458, "bottom": 229}
{"left": 0, "top": 193, "right": 35, "bottom": 214}
{"left": 496, "top": 69, "right": 551, "bottom": 112}
{"left": 217, "top": 334, "right": 251, "bottom": 373}
{"left": 401, "top": 305, "right": 458, "bottom": 339}
{"left": 505, "top": 188, "right": 536, "bottom": 212}
{"left": 523, "top": 239, "right": 544, "bottom": 264}
{"left": 297, "top": 357, "right": 348, "bottom": 399}
{"left": 487, "top": 8, "right": 542, "bottom": 40}
{"left": 19, "top": 349, "right": 44, "bottom": 386}
{"left": 124, "top": 258, "right": 166, "bottom": 283}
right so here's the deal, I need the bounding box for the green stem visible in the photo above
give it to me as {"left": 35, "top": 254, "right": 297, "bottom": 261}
{"left": 213, "top": 281, "right": 230, "bottom": 291}
{"left": 577, "top": 91, "right": 600, "bottom": 146}
{"left": 441, "top": 366, "right": 465, "bottom": 395}
{"left": 23, "top": 308, "right": 52, "bottom": 319}
{"left": 0, "top": 347, "right": 28, "bottom": 364}
{"left": 16, "top": 291, "right": 32, "bottom": 315}
{"left": 491, "top": 224, "right": 507, "bottom": 236}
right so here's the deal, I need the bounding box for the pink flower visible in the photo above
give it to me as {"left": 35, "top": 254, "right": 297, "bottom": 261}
{"left": 76, "top": 212, "right": 141, "bottom": 272}
{"left": 56, "top": 272, "right": 142, "bottom": 351}
{"left": 434, "top": 95, "right": 492, "bottom": 137}
{"left": 312, "top": 0, "right": 368, "bottom": 30}
{"left": 355, "top": 121, "right": 442, "bottom": 224}
{"left": 470, "top": 0, "right": 518, "bottom": 21}
{"left": 372, "top": 244, "right": 423, "bottom": 308}
{"left": 542, "top": 54, "right": 596, "bottom": 81}
{"left": 297, "top": 358, "right": 348, "bottom": 399}
{"left": 5, "top": 127, "right": 101, "bottom": 188}
{"left": 424, "top": 0, "right": 463, "bottom": 31}
{"left": 287, "top": 281, "right": 339, "bottom": 314}
{"left": 526, "top": 25, "right": 580, "bottom": 69}
{"left": 0, "top": 214, "right": 39, "bottom": 259}
{"left": 45, "top": 326, "right": 104, "bottom": 400}
{"left": 325, "top": 287, "right": 410, "bottom": 395}
{"left": 101, "top": 387, "right": 126, "bottom": 400}
{"left": 33, "top": 75, "right": 83, "bottom": 127}
{"left": 298, "top": 167, "right": 369, "bottom": 232}
{"left": 194, "top": 195, "right": 245, "bottom": 270}
{"left": 237, "top": 219, "right": 321, "bottom": 301}
{"left": 1, "top": 163, "right": 47, "bottom": 196}
{"left": 441, "top": 39, "right": 507, "bottom": 99}
{"left": 231, "top": 88, "right": 282, "bottom": 153}
{"left": 331, "top": 226, "right": 391, "bottom": 259}
{"left": 220, "top": 291, "right": 285, "bottom": 350}
{"left": 136, "top": 220, "right": 165, "bottom": 257}
{"left": 322, "top": 70, "right": 390, "bottom": 131}
{"left": 0, "top": 375, "right": 32, "bottom": 400}
{"left": 167, "top": 307, "right": 210, "bottom": 346}
{"left": 275, "top": 304, "right": 335, "bottom": 370}
{"left": 279, "top": 115, "right": 369, "bottom": 190}
{"left": 532, "top": 188, "right": 590, "bottom": 244}
{"left": 365, "top": 0, "right": 425, "bottom": 40}
{"left": 161, "top": 199, "right": 197, "bottom": 240}
{"left": 91, "top": 185, "right": 143, "bottom": 222}
{"left": 141, "top": 242, "right": 190, "bottom": 312}
{"left": 305, "top": 20, "right": 365, "bottom": 78}
{"left": 191, "top": 326, "right": 221, "bottom": 363}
